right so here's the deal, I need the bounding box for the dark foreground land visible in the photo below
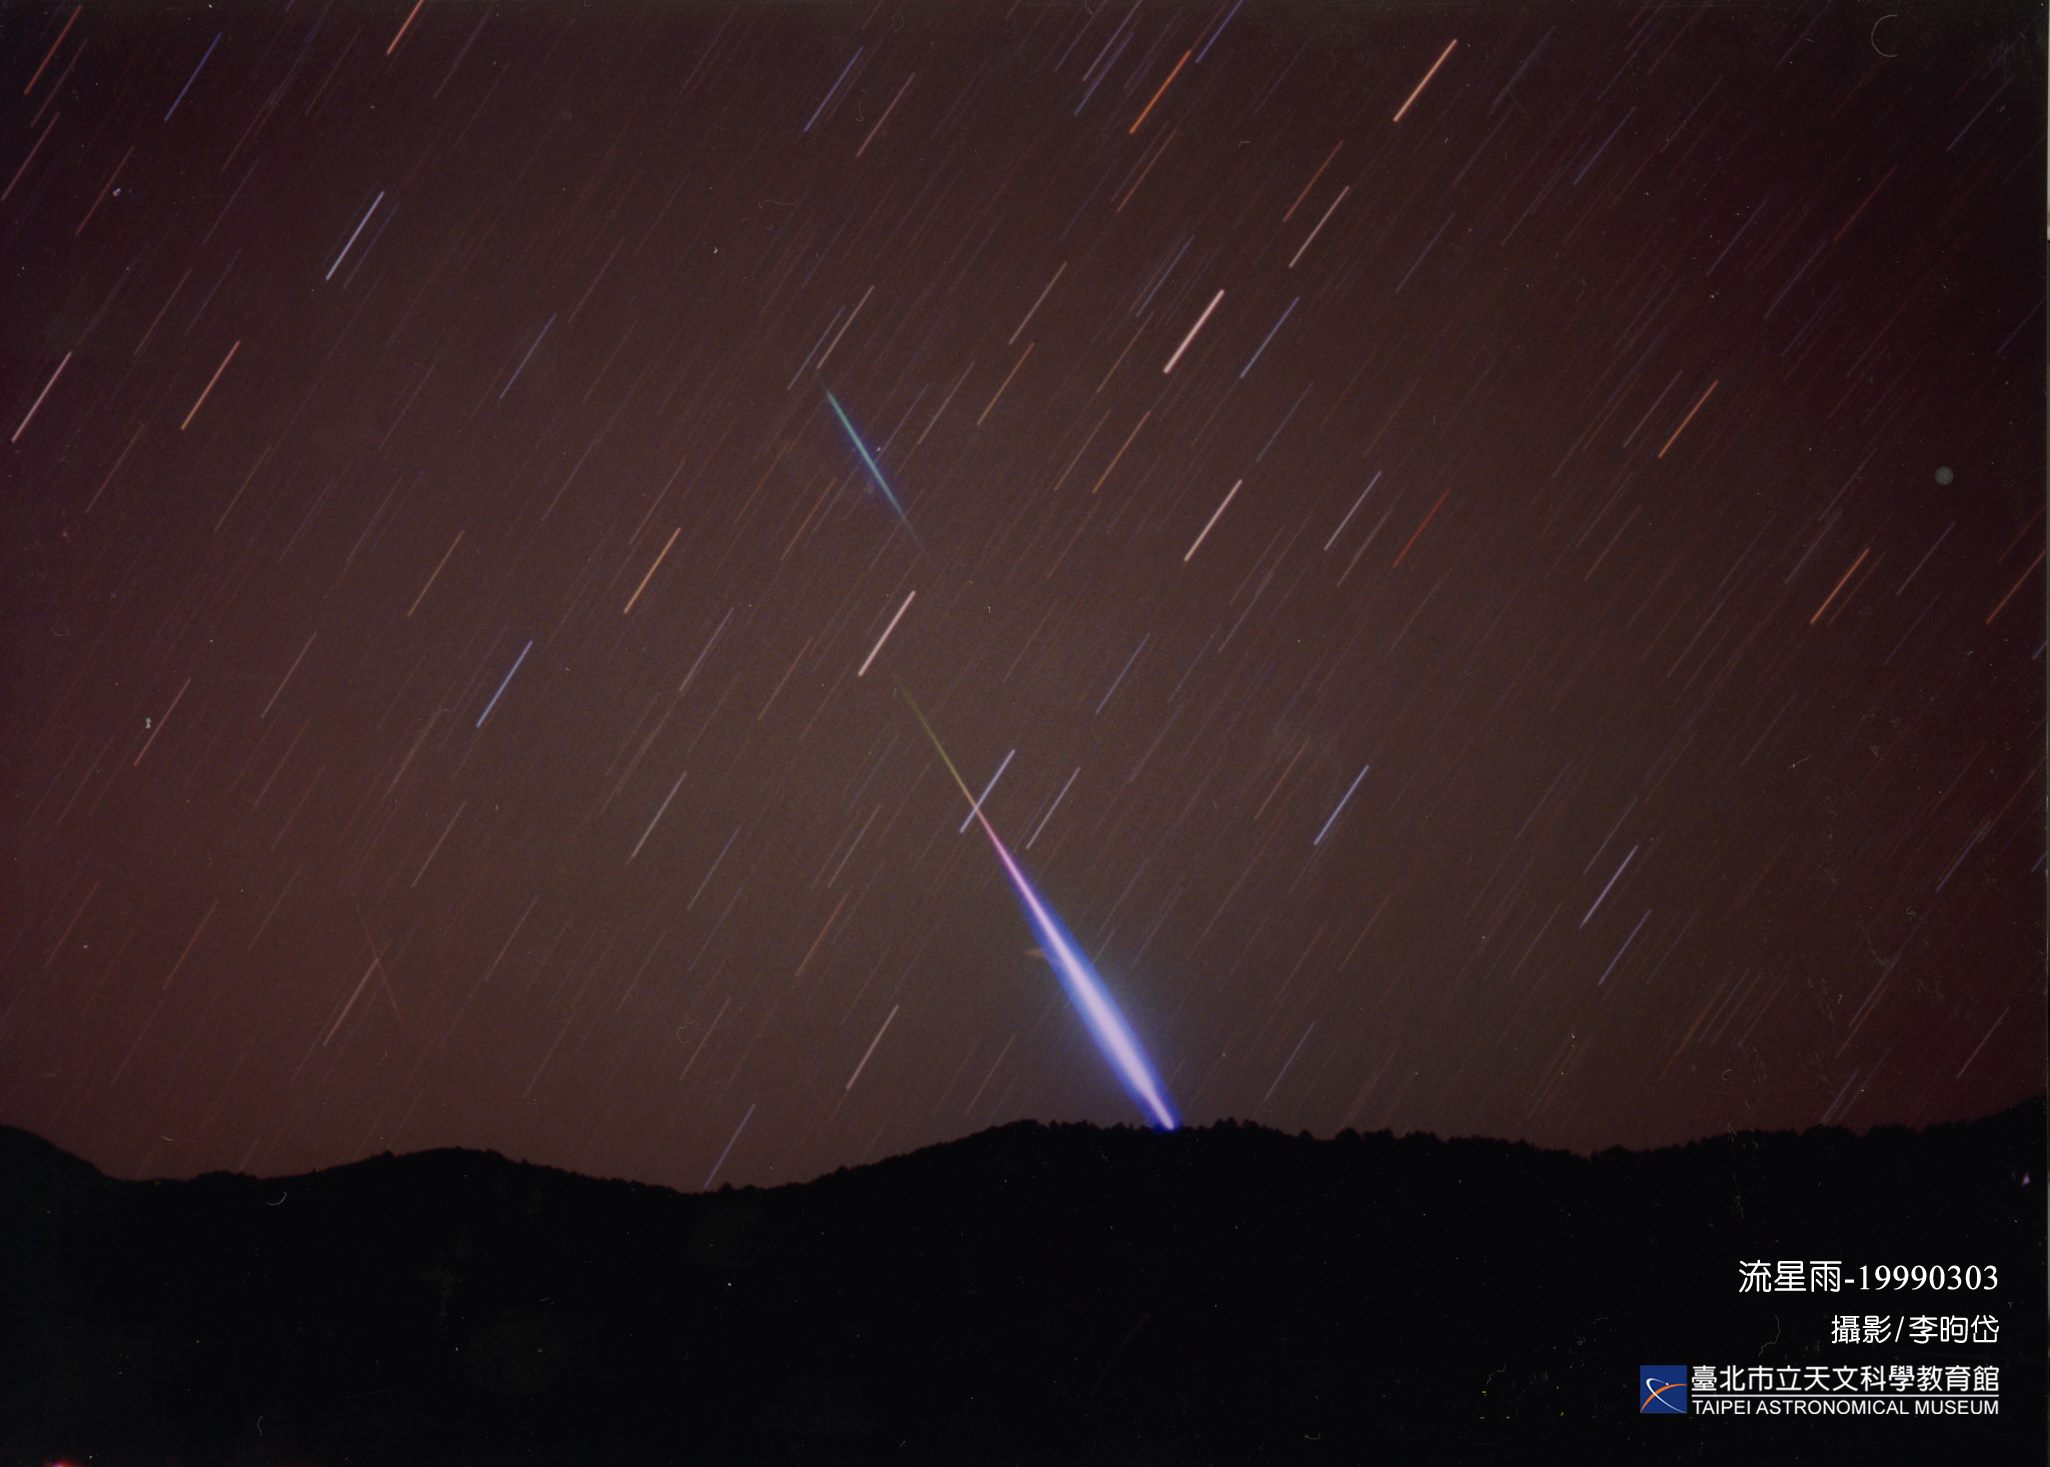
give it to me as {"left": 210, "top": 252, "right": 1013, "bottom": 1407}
{"left": 4, "top": 1103, "right": 2044, "bottom": 1465}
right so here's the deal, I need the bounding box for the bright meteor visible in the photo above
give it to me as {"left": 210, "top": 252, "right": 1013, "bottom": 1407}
{"left": 825, "top": 389, "right": 922, "bottom": 546}
{"left": 900, "top": 687, "right": 1179, "bottom": 1131}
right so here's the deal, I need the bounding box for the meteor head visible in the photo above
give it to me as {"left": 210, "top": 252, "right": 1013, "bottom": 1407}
{"left": 1002, "top": 860, "right": 1179, "bottom": 1132}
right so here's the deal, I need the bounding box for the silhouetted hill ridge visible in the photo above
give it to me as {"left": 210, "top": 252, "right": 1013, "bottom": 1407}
{"left": 5, "top": 1097, "right": 2038, "bottom": 1203}
{"left": 4, "top": 1102, "right": 2042, "bottom": 1465}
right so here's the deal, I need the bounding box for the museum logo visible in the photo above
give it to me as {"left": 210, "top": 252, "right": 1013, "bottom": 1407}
{"left": 1640, "top": 1365, "right": 1690, "bottom": 1414}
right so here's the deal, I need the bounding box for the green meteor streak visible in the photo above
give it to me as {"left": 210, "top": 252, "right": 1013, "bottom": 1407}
{"left": 900, "top": 684, "right": 979, "bottom": 809}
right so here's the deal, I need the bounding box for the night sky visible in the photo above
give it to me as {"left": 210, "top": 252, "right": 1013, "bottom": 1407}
{"left": 3, "top": 0, "right": 2043, "bottom": 1194}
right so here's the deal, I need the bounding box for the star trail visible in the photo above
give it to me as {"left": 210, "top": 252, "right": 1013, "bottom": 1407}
{"left": 1, "top": 1, "right": 2042, "bottom": 1193}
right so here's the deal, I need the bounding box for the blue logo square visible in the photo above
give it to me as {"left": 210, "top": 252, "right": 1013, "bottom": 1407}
{"left": 1640, "top": 1365, "right": 1689, "bottom": 1414}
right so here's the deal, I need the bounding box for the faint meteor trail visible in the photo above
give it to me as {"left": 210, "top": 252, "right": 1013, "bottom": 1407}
{"left": 900, "top": 686, "right": 1179, "bottom": 1131}
{"left": 825, "top": 389, "right": 922, "bottom": 544}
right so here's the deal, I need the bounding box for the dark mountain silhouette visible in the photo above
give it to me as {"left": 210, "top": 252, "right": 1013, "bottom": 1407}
{"left": 4, "top": 1104, "right": 2043, "bottom": 1465}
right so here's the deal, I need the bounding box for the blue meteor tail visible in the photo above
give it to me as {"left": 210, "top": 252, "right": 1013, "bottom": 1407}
{"left": 900, "top": 686, "right": 1178, "bottom": 1131}
{"left": 983, "top": 830, "right": 1180, "bottom": 1131}
{"left": 825, "top": 389, "right": 922, "bottom": 546}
